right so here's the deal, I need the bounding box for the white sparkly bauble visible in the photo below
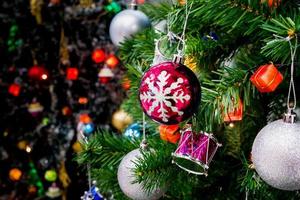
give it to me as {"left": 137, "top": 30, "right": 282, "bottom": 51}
{"left": 109, "top": 9, "right": 150, "bottom": 46}
{"left": 252, "top": 119, "right": 300, "bottom": 190}
{"left": 117, "top": 149, "right": 164, "bottom": 200}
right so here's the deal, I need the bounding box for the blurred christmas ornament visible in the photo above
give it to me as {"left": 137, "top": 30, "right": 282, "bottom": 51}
{"left": 59, "top": 162, "right": 71, "bottom": 188}
{"left": 39, "top": 158, "right": 50, "bottom": 169}
{"left": 30, "top": 0, "right": 43, "bottom": 24}
{"left": 42, "top": 117, "right": 50, "bottom": 125}
{"left": 44, "top": 169, "right": 58, "bottom": 182}
{"left": 9, "top": 168, "right": 22, "bottom": 181}
{"left": 28, "top": 162, "right": 45, "bottom": 196}
{"left": 92, "top": 49, "right": 106, "bottom": 63}
{"left": 0, "top": 146, "right": 8, "bottom": 160}
{"left": 28, "top": 185, "right": 37, "bottom": 194}
{"left": 252, "top": 112, "right": 300, "bottom": 190}
{"left": 49, "top": 0, "right": 61, "bottom": 6}
{"left": 62, "top": 106, "right": 72, "bottom": 116}
{"left": 79, "top": 97, "right": 89, "bottom": 104}
{"left": 7, "top": 24, "right": 23, "bottom": 52}
{"left": 123, "top": 123, "right": 142, "bottom": 138}
{"left": 72, "top": 141, "right": 83, "bottom": 153}
{"left": 105, "top": 55, "right": 119, "bottom": 69}
{"left": 8, "top": 83, "right": 21, "bottom": 97}
{"left": 9, "top": 25, "right": 18, "bottom": 37}
{"left": 81, "top": 181, "right": 104, "bottom": 200}
{"left": 159, "top": 124, "right": 180, "bottom": 144}
{"left": 46, "top": 183, "right": 62, "bottom": 198}
{"left": 111, "top": 110, "right": 133, "bottom": 131}
{"left": 28, "top": 101, "right": 44, "bottom": 116}
{"left": 80, "top": 0, "right": 93, "bottom": 7}
{"left": 172, "top": 125, "right": 221, "bottom": 175}
{"left": 17, "top": 140, "right": 28, "bottom": 150}
{"left": 224, "top": 98, "right": 243, "bottom": 122}
{"left": 109, "top": 4, "right": 150, "bottom": 46}
{"left": 98, "top": 67, "right": 114, "bottom": 84}
{"left": 267, "top": 0, "right": 281, "bottom": 8}
{"left": 84, "top": 123, "right": 95, "bottom": 134}
{"left": 118, "top": 148, "right": 165, "bottom": 199}
{"left": 66, "top": 67, "right": 79, "bottom": 80}
{"left": 122, "top": 77, "right": 131, "bottom": 90}
{"left": 79, "top": 113, "right": 92, "bottom": 123}
{"left": 104, "top": 1, "right": 121, "bottom": 13}
{"left": 203, "top": 32, "right": 219, "bottom": 41}
{"left": 139, "top": 59, "right": 201, "bottom": 124}
{"left": 78, "top": 113, "right": 95, "bottom": 135}
{"left": 184, "top": 56, "right": 197, "bottom": 72}
{"left": 250, "top": 63, "right": 283, "bottom": 93}
{"left": 178, "top": 0, "right": 186, "bottom": 5}
{"left": 28, "top": 65, "right": 48, "bottom": 81}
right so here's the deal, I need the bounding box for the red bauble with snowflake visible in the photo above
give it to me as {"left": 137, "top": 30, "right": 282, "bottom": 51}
{"left": 139, "top": 61, "right": 201, "bottom": 124}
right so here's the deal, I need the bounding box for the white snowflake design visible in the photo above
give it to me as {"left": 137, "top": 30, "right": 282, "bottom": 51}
{"left": 140, "top": 70, "right": 191, "bottom": 122}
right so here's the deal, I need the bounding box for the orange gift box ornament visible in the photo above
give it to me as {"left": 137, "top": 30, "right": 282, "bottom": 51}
{"left": 122, "top": 77, "right": 131, "bottom": 91}
{"left": 250, "top": 63, "right": 283, "bottom": 93}
{"left": 224, "top": 98, "right": 243, "bottom": 122}
{"left": 267, "top": 0, "right": 281, "bottom": 8}
{"left": 159, "top": 124, "right": 181, "bottom": 144}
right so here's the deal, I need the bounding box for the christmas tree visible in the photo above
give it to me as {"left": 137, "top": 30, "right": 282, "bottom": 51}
{"left": 0, "top": 0, "right": 125, "bottom": 199}
{"left": 78, "top": 0, "right": 300, "bottom": 199}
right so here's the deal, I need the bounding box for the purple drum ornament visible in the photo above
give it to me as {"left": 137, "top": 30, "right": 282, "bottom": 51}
{"left": 172, "top": 125, "right": 221, "bottom": 176}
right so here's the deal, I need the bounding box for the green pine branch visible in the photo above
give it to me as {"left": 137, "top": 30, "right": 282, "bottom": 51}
{"left": 77, "top": 131, "right": 140, "bottom": 168}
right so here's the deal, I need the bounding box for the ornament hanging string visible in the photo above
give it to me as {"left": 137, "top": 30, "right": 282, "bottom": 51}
{"left": 154, "top": 2, "right": 193, "bottom": 61}
{"left": 176, "top": 1, "right": 193, "bottom": 56}
{"left": 143, "top": 112, "right": 146, "bottom": 141}
{"left": 80, "top": 132, "right": 92, "bottom": 192}
{"left": 287, "top": 35, "right": 297, "bottom": 111}
{"left": 273, "top": 34, "right": 298, "bottom": 112}
{"left": 140, "top": 112, "right": 148, "bottom": 149}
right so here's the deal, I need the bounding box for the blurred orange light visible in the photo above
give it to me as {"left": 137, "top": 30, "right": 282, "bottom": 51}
{"left": 105, "top": 55, "right": 119, "bottom": 69}
{"left": 78, "top": 97, "right": 88, "bottom": 104}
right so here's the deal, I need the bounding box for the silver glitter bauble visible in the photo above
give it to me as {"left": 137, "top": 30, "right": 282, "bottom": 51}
{"left": 252, "top": 119, "right": 300, "bottom": 190}
{"left": 109, "top": 9, "right": 150, "bottom": 46}
{"left": 117, "top": 149, "right": 164, "bottom": 200}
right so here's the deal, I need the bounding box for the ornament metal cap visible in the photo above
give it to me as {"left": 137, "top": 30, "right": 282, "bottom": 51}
{"left": 173, "top": 52, "right": 184, "bottom": 64}
{"left": 283, "top": 109, "right": 297, "bottom": 124}
{"left": 139, "top": 139, "right": 149, "bottom": 150}
{"left": 128, "top": 0, "right": 138, "bottom": 10}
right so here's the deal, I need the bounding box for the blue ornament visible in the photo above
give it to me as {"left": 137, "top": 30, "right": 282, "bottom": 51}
{"left": 81, "top": 182, "right": 104, "bottom": 200}
{"left": 84, "top": 123, "right": 95, "bottom": 134}
{"left": 203, "top": 32, "right": 219, "bottom": 41}
{"left": 90, "top": 186, "right": 104, "bottom": 200}
{"left": 123, "top": 123, "right": 142, "bottom": 138}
